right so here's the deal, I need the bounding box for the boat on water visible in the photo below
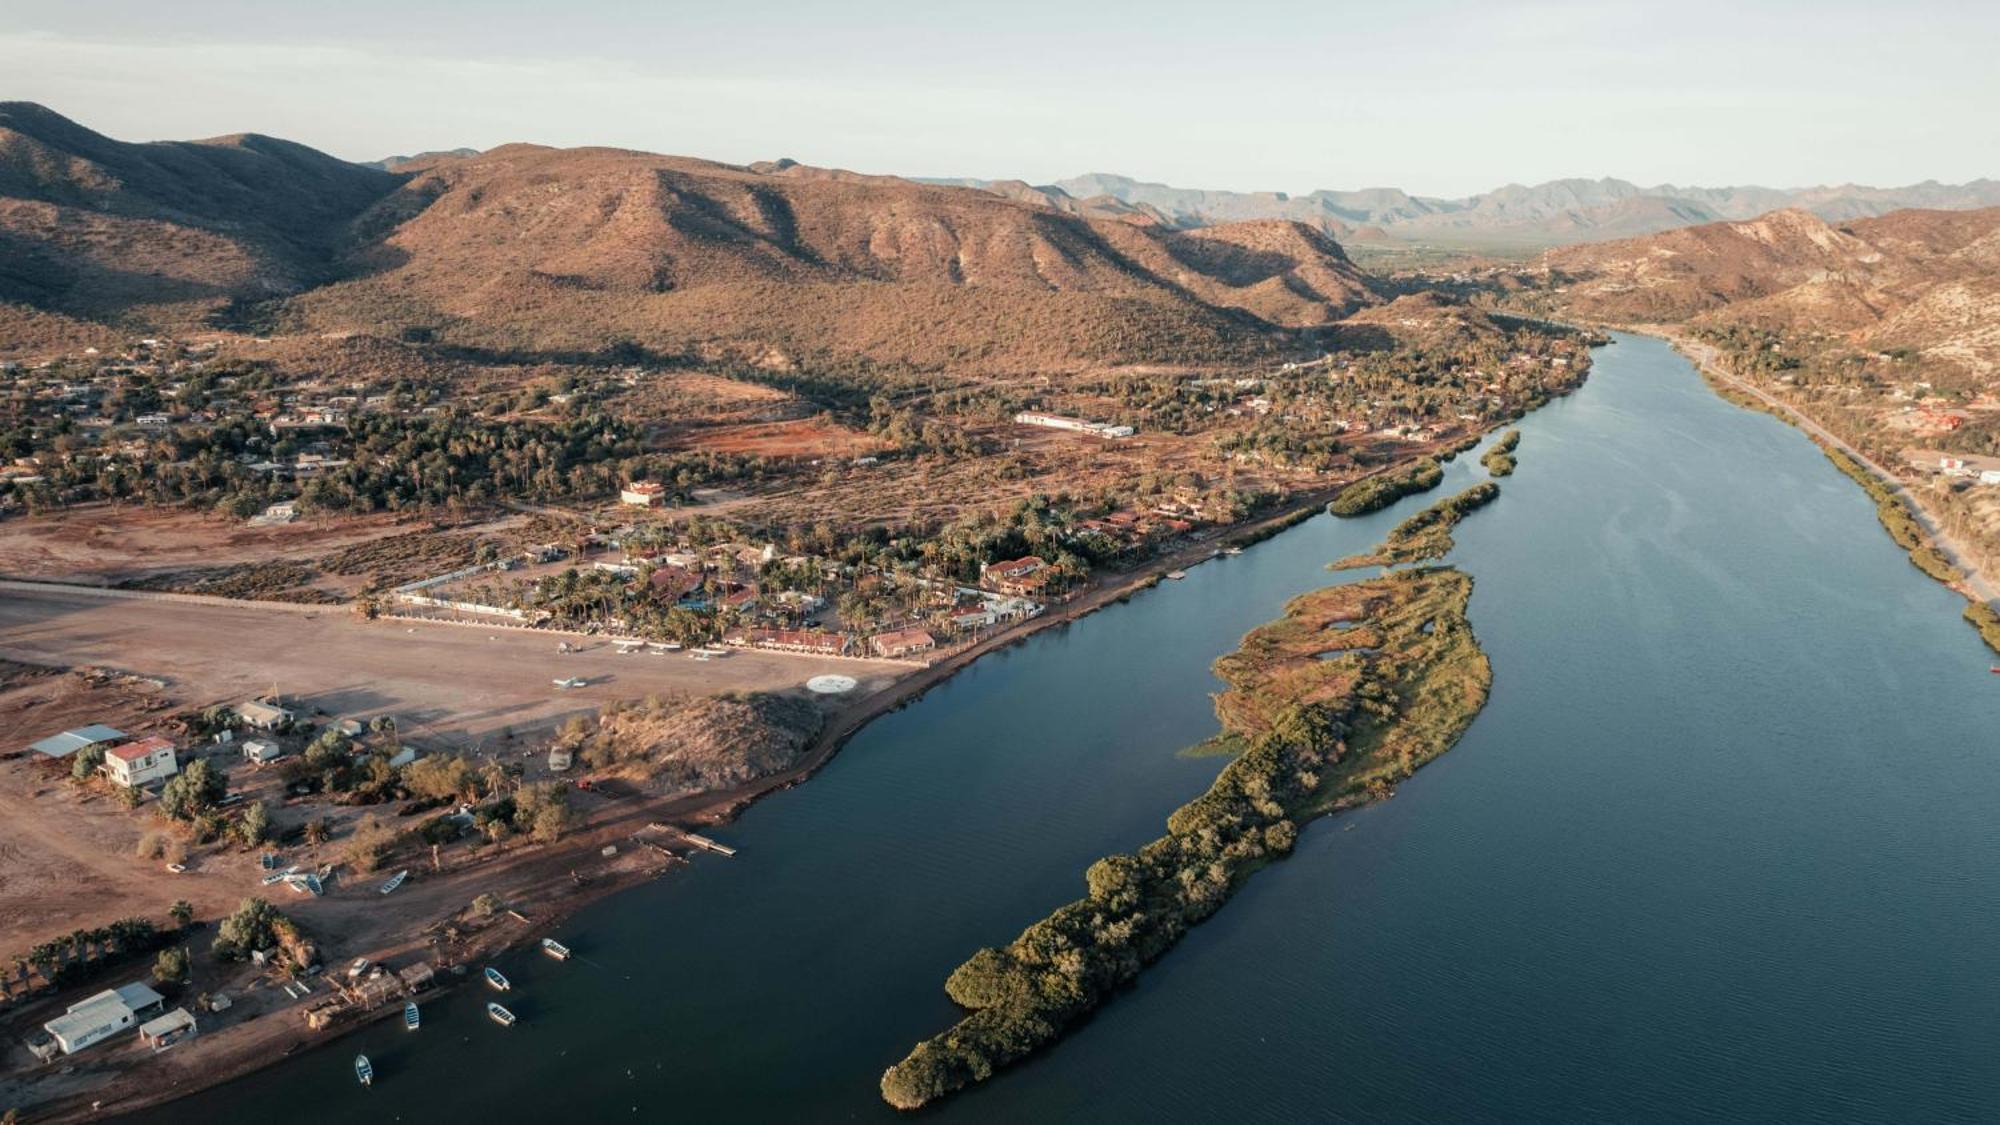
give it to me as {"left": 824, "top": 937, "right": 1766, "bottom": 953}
{"left": 404, "top": 1002, "right": 420, "bottom": 1030}
{"left": 1165, "top": 570, "right": 1188, "bottom": 580}
{"left": 1224, "top": 546, "right": 1244, "bottom": 556}
{"left": 378, "top": 869, "right": 408, "bottom": 895}
{"left": 541, "top": 938, "right": 571, "bottom": 961}
{"left": 487, "top": 1002, "right": 517, "bottom": 1027}
{"left": 483, "top": 966, "right": 511, "bottom": 991}
{"left": 354, "top": 1054, "right": 373, "bottom": 1086}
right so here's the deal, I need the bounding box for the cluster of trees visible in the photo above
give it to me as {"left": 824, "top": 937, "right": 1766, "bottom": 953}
{"left": 1481, "top": 429, "right": 1521, "bottom": 477}
{"left": 211, "top": 898, "right": 314, "bottom": 969}
{"left": 880, "top": 700, "right": 1344, "bottom": 1109}
{"left": 1326, "top": 457, "right": 1444, "bottom": 517}
{"left": 0, "top": 401, "right": 774, "bottom": 518}
{"left": 0, "top": 917, "right": 169, "bottom": 997}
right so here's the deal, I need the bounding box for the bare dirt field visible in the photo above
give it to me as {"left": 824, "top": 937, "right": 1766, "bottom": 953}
{"left": 668, "top": 417, "right": 890, "bottom": 459}
{"left": 0, "top": 506, "right": 439, "bottom": 586}
{"left": 0, "top": 585, "right": 906, "bottom": 747}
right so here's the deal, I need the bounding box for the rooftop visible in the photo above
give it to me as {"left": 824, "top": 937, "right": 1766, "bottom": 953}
{"left": 27, "top": 724, "right": 126, "bottom": 759}
{"left": 106, "top": 735, "right": 174, "bottom": 762}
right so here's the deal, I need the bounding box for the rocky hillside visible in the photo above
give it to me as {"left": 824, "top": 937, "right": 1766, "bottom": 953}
{"left": 1538, "top": 206, "right": 2000, "bottom": 375}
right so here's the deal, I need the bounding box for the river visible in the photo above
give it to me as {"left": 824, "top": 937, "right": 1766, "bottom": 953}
{"left": 140, "top": 333, "right": 2000, "bottom": 1122}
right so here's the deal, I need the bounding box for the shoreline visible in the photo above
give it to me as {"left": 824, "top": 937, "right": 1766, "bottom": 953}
{"left": 1638, "top": 326, "right": 2000, "bottom": 610}
{"left": 5, "top": 470, "right": 1387, "bottom": 1124}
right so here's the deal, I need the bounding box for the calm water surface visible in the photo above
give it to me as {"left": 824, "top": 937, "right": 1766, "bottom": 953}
{"left": 143, "top": 335, "right": 2000, "bottom": 1122}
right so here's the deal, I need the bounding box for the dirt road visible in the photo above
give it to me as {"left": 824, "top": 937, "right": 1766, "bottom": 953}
{"left": 0, "top": 585, "right": 905, "bottom": 746}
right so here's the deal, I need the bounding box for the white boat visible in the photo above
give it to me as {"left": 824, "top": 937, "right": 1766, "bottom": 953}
{"left": 354, "top": 1054, "right": 373, "bottom": 1086}
{"left": 540, "top": 938, "right": 571, "bottom": 961}
{"left": 404, "top": 1002, "right": 420, "bottom": 1031}
{"left": 483, "top": 966, "right": 511, "bottom": 991}
{"left": 378, "top": 869, "right": 408, "bottom": 895}
{"left": 487, "top": 1002, "right": 517, "bottom": 1027}
{"left": 1165, "top": 570, "right": 1188, "bottom": 580}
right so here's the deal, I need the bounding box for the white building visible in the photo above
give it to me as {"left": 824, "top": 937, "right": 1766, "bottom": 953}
{"left": 241, "top": 739, "right": 286, "bottom": 764}
{"left": 44, "top": 981, "right": 166, "bottom": 1054}
{"left": 235, "top": 700, "right": 293, "bottom": 730}
{"left": 103, "top": 736, "right": 178, "bottom": 788}
{"left": 1980, "top": 470, "right": 2000, "bottom": 486}
{"left": 620, "top": 481, "right": 666, "bottom": 507}
{"left": 1013, "top": 412, "right": 1135, "bottom": 439}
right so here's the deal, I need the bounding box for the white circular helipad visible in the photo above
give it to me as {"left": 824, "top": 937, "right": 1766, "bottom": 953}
{"left": 806, "top": 674, "right": 858, "bottom": 695}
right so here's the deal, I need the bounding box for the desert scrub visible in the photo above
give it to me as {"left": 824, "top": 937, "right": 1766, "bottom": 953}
{"left": 1481, "top": 429, "right": 1521, "bottom": 477}
{"left": 879, "top": 568, "right": 1491, "bottom": 1110}
{"left": 1326, "top": 457, "right": 1444, "bottom": 517}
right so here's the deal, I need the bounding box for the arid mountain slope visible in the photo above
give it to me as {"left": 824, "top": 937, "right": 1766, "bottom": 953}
{"left": 1539, "top": 206, "right": 2000, "bottom": 374}
{"left": 293, "top": 143, "right": 1377, "bottom": 371}
{"left": 0, "top": 102, "right": 399, "bottom": 332}
{"left": 0, "top": 106, "right": 1382, "bottom": 371}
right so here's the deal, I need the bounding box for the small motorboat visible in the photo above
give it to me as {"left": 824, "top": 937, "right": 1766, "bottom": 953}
{"left": 378, "top": 869, "right": 408, "bottom": 895}
{"left": 354, "top": 1054, "right": 374, "bottom": 1086}
{"left": 487, "top": 1002, "right": 517, "bottom": 1027}
{"left": 483, "top": 966, "right": 511, "bottom": 991}
{"left": 540, "top": 938, "right": 572, "bottom": 961}
{"left": 404, "top": 1001, "right": 420, "bottom": 1030}
{"left": 1165, "top": 570, "right": 1188, "bottom": 580}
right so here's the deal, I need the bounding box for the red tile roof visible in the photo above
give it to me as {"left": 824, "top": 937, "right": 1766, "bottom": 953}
{"left": 107, "top": 735, "right": 174, "bottom": 762}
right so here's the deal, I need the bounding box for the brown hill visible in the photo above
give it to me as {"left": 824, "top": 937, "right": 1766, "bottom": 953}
{"left": 1541, "top": 206, "right": 2000, "bottom": 373}
{"left": 0, "top": 102, "right": 399, "bottom": 334}
{"left": 0, "top": 106, "right": 1383, "bottom": 371}
{"left": 291, "top": 143, "right": 1378, "bottom": 372}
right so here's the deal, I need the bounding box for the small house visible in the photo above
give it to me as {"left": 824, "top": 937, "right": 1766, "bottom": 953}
{"left": 620, "top": 481, "right": 666, "bottom": 507}
{"left": 43, "top": 981, "right": 165, "bottom": 1054}
{"left": 870, "top": 628, "right": 938, "bottom": 659}
{"left": 241, "top": 739, "right": 286, "bottom": 765}
{"left": 235, "top": 700, "right": 293, "bottom": 731}
{"left": 138, "top": 1008, "right": 198, "bottom": 1051}
{"left": 103, "top": 736, "right": 178, "bottom": 788}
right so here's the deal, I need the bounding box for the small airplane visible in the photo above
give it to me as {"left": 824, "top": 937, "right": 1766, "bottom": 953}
{"left": 552, "top": 677, "right": 586, "bottom": 689}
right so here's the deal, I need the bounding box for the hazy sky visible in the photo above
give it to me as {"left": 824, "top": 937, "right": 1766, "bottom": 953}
{"left": 4, "top": 0, "right": 1995, "bottom": 197}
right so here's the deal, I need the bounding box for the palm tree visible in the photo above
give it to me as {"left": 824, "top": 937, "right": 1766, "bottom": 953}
{"left": 170, "top": 900, "right": 194, "bottom": 930}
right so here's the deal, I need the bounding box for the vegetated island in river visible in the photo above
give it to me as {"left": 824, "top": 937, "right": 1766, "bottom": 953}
{"left": 1326, "top": 456, "right": 1445, "bottom": 516}
{"left": 1481, "top": 429, "right": 1521, "bottom": 477}
{"left": 1331, "top": 482, "right": 1501, "bottom": 570}
{"left": 879, "top": 559, "right": 1494, "bottom": 1109}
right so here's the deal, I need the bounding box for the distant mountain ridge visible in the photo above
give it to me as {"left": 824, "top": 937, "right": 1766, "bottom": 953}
{"left": 927, "top": 172, "right": 2000, "bottom": 252}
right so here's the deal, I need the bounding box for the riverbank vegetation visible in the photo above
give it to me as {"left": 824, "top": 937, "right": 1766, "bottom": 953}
{"left": 1820, "top": 447, "right": 1962, "bottom": 584}
{"left": 1326, "top": 457, "right": 1444, "bottom": 517}
{"left": 878, "top": 565, "right": 1491, "bottom": 1110}
{"left": 1332, "top": 483, "right": 1500, "bottom": 570}
{"left": 1481, "top": 430, "right": 1520, "bottom": 476}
